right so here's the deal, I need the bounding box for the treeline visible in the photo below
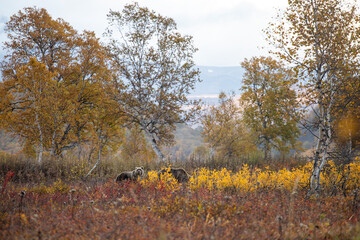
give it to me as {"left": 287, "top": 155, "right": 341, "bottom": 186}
{"left": 1, "top": 1, "right": 360, "bottom": 196}
{"left": 0, "top": 4, "right": 200, "bottom": 168}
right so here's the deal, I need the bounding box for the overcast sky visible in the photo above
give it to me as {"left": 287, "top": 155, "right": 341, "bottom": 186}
{"left": 0, "top": 0, "right": 288, "bottom": 66}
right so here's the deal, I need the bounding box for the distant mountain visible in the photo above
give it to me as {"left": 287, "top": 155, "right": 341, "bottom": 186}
{"left": 191, "top": 66, "right": 244, "bottom": 96}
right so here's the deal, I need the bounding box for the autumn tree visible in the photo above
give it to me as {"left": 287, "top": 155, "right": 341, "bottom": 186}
{"left": 105, "top": 3, "right": 201, "bottom": 162}
{"left": 191, "top": 145, "right": 211, "bottom": 163}
{"left": 120, "top": 126, "right": 157, "bottom": 164}
{"left": 332, "top": 73, "right": 360, "bottom": 161}
{"left": 202, "top": 92, "right": 256, "bottom": 160}
{"left": 0, "top": 7, "right": 122, "bottom": 163}
{"left": 1, "top": 59, "right": 60, "bottom": 164}
{"left": 86, "top": 90, "right": 125, "bottom": 177}
{"left": 240, "top": 56, "right": 300, "bottom": 161}
{"left": 266, "top": 0, "right": 360, "bottom": 195}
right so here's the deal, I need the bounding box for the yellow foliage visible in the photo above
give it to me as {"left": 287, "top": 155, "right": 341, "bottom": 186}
{"left": 141, "top": 167, "right": 180, "bottom": 192}
{"left": 67, "top": 161, "right": 88, "bottom": 180}
{"left": 187, "top": 161, "right": 360, "bottom": 193}
{"left": 27, "top": 179, "right": 70, "bottom": 194}
{"left": 19, "top": 213, "right": 28, "bottom": 225}
{"left": 140, "top": 160, "right": 360, "bottom": 193}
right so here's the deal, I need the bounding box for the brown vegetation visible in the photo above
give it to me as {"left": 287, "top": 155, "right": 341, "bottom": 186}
{"left": 0, "top": 163, "right": 359, "bottom": 239}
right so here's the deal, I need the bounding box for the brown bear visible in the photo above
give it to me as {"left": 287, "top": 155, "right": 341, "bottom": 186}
{"left": 157, "top": 168, "right": 190, "bottom": 183}
{"left": 116, "top": 166, "right": 144, "bottom": 182}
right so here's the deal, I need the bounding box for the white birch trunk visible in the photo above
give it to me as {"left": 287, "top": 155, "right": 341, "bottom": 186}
{"left": 309, "top": 76, "right": 335, "bottom": 196}
{"left": 309, "top": 105, "right": 324, "bottom": 195}
{"left": 49, "top": 116, "right": 57, "bottom": 157}
{"left": 309, "top": 1, "right": 326, "bottom": 196}
{"left": 143, "top": 128, "right": 165, "bottom": 162}
{"left": 150, "top": 137, "right": 165, "bottom": 162}
{"left": 86, "top": 148, "right": 101, "bottom": 178}
{"left": 35, "top": 111, "right": 44, "bottom": 165}
{"left": 86, "top": 135, "right": 104, "bottom": 178}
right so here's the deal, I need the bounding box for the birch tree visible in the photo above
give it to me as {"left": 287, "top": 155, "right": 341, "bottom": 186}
{"left": 106, "top": 3, "right": 201, "bottom": 162}
{"left": 0, "top": 7, "right": 118, "bottom": 162}
{"left": 240, "top": 56, "right": 300, "bottom": 161}
{"left": 86, "top": 89, "right": 125, "bottom": 177}
{"left": 0, "top": 57, "right": 55, "bottom": 163}
{"left": 266, "top": 0, "right": 360, "bottom": 195}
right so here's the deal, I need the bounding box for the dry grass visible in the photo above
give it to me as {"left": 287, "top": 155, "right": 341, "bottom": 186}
{"left": 0, "top": 153, "right": 359, "bottom": 239}
{"left": 0, "top": 179, "right": 359, "bottom": 239}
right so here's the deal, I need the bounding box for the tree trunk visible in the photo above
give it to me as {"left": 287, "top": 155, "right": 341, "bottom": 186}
{"left": 150, "top": 137, "right": 165, "bottom": 162}
{"left": 264, "top": 137, "right": 271, "bottom": 162}
{"left": 86, "top": 137, "right": 104, "bottom": 178}
{"left": 309, "top": 80, "right": 335, "bottom": 196}
{"left": 143, "top": 128, "right": 165, "bottom": 162}
{"left": 35, "top": 111, "right": 44, "bottom": 164}
{"left": 308, "top": 0, "right": 323, "bottom": 197}
{"left": 87, "top": 147, "right": 95, "bottom": 164}
{"left": 310, "top": 128, "right": 331, "bottom": 197}
{"left": 309, "top": 105, "right": 324, "bottom": 196}
{"left": 38, "top": 142, "right": 44, "bottom": 165}
{"left": 310, "top": 139, "right": 322, "bottom": 195}
{"left": 86, "top": 147, "right": 101, "bottom": 178}
{"left": 49, "top": 117, "right": 57, "bottom": 157}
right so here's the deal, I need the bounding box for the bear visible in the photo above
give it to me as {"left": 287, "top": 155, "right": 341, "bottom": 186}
{"left": 116, "top": 166, "right": 144, "bottom": 182}
{"left": 157, "top": 168, "right": 190, "bottom": 183}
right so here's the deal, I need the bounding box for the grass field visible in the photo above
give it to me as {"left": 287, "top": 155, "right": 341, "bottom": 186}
{"left": 1, "top": 161, "right": 359, "bottom": 239}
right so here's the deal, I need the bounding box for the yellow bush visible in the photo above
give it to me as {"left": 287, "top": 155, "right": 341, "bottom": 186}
{"left": 141, "top": 160, "right": 360, "bottom": 193}
{"left": 49, "top": 179, "right": 70, "bottom": 194}
{"left": 347, "top": 160, "right": 360, "bottom": 189}
{"left": 67, "top": 160, "right": 88, "bottom": 180}
{"left": 27, "top": 179, "right": 70, "bottom": 194}
{"left": 189, "top": 168, "right": 214, "bottom": 190}
{"left": 141, "top": 167, "right": 180, "bottom": 192}
{"left": 187, "top": 160, "right": 359, "bottom": 193}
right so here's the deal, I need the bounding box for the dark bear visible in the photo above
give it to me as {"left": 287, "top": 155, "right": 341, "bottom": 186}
{"left": 116, "top": 166, "right": 144, "bottom": 182}
{"left": 157, "top": 168, "right": 190, "bottom": 183}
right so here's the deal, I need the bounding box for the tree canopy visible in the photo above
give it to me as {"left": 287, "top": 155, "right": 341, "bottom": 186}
{"left": 240, "top": 56, "right": 300, "bottom": 161}
{"left": 0, "top": 7, "right": 124, "bottom": 163}
{"left": 202, "top": 92, "right": 256, "bottom": 160}
{"left": 266, "top": 0, "right": 360, "bottom": 195}
{"left": 105, "top": 3, "right": 201, "bottom": 161}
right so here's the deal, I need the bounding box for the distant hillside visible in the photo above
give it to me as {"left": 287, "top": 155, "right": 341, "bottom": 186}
{"left": 191, "top": 66, "right": 244, "bottom": 96}
{"left": 164, "top": 124, "right": 204, "bottom": 161}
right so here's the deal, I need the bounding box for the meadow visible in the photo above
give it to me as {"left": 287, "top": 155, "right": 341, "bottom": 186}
{"left": 0, "top": 156, "right": 359, "bottom": 239}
